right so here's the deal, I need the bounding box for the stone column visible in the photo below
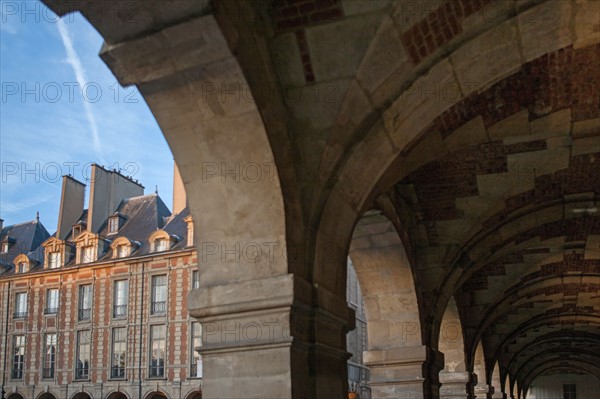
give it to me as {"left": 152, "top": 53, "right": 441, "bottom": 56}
{"left": 365, "top": 346, "right": 444, "bottom": 399}
{"left": 486, "top": 386, "right": 505, "bottom": 399}
{"left": 439, "top": 371, "right": 475, "bottom": 399}
{"left": 189, "top": 274, "right": 354, "bottom": 398}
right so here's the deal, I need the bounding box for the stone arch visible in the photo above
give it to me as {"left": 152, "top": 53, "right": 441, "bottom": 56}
{"left": 491, "top": 362, "right": 503, "bottom": 399}
{"left": 8, "top": 394, "right": 25, "bottom": 399}
{"left": 37, "top": 393, "right": 57, "bottom": 399}
{"left": 473, "top": 342, "right": 488, "bottom": 399}
{"left": 105, "top": 392, "right": 129, "bottom": 399}
{"left": 143, "top": 391, "right": 169, "bottom": 399}
{"left": 183, "top": 390, "right": 202, "bottom": 399}
{"left": 348, "top": 210, "right": 430, "bottom": 398}
{"left": 439, "top": 297, "right": 470, "bottom": 399}
{"left": 71, "top": 392, "right": 93, "bottom": 399}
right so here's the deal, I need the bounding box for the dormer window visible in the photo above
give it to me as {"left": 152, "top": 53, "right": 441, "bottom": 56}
{"left": 2, "top": 242, "right": 9, "bottom": 253}
{"left": 109, "top": 217, "right": 119, "bottom": 234}
{"left": 116, "top": 245, "right": 129, "bottom": 258}
{"left": 155, "top": 238, "right": 168, "bottom": 252}
{"left": 48, "top": 252, "right": 62, "bottom": 269}
{"left": 72, "top": 225, "right": 82, "bottom": 238}
{"left": 110, "top": 237, "right": 137, "bottom": 260}
{"left": 17, "top": 262, "right": 27, "bottom": 274}
{"left": 148, "top": 231, "right": 175, "bottom": 253}
{"left": 13, "top": 254, "right": 33, "bottom": 274}
{"left": 81, "top": 246, "right": 94, "bottom": 264}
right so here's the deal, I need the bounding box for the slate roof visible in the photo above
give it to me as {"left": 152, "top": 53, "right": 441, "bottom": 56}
{"left": 95, "top": 193, "right": 173, "bottom": 260}
{"left": 0, "top": 219, "right": 51, "bottom": 272}
{"left": 0, "top": 194, "right": 192, "bottom": 275}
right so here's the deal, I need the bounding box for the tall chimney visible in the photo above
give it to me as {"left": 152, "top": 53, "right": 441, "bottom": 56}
{"left": 87, "top": 164, "right": 144, "bottom": 232}
{"left": 56, "top": 175, "right": 85, "bottom": 239}
{"left": 173, "top": 161, "right": 187, "bottom": 214}
{"left": 0, "top": 218, "right": 4, "bottom": 231}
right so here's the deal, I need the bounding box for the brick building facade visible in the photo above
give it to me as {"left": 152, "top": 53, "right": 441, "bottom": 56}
{"left": 0, "top": 165, "right": 202, "bottom": 399}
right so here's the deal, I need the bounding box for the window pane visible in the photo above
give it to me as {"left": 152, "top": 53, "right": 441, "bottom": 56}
{"left": 192, "top": 270, "right": 199, "bottom": 289}
{"left": 150, "top": 325, "right": 166, "bottom": 377}
{"left": 15, "top": 293, "right": 27, "bottom": 317}
{"left": 79, "top": 285, "right": 92, "bottom": 320}
{"left": 191, "top": 322, "right": 202, "bottom": 377}
{"left": 49, "top": 252, "right": 61, "bottom": 269}
{"left": 151, "top": 275, "right": 167, "bottom": 314}
{"left": 76, "top": 330, "right": 91, "bottom": 379}
{"left": 113, "top": 280, "right": 128, "bottom": 317}
{"left": 12, "top": 335, "right": 25, "bottom": 379}
{"left": 46, "top": 289, "right": 59, "bottom": 314}
{"left": 111, "top": 327, "right": 126, "bottom": 378}
{"left": 44, "top": 333, "right": 57, "bottom": 378}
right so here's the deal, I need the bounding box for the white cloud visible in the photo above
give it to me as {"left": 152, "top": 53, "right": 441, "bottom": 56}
{"left": 56, "top": 18, "right": 104, "bottom": 161}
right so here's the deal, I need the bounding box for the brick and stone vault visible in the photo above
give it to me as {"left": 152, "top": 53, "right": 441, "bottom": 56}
{"left": 41, "top": 0, "right": 600, "bottom": 398}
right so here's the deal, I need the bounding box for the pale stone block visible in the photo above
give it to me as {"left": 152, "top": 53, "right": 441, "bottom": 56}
{"left": 574, "top": 0, "right": 600, "bottom": 49}
{"left": 515, "top": 147, "right": 571, "bottom": 177}
{"left": 572, "top": 118, "right": 600, "bottom": 138}
{"left": 518, "top": 0, "right": 573, "bottom": 62}
{"left": 451, "top": 20, "right": 521, "bottom": 95}
{"left": 476, "top": 172, "right": 535, "bottom": 198}
{"left": 530, "top": 108, "right": 572, "bottom": 137}
{"left": 341, "top": 0, "right": 392, "bottom": 16}
{"left": 571, "top": 137, "right": 600, "bottom": 156}
{"left": 269, "top": 32, "right": 306, "bottom": 87}
{"left": 335, "top": 79, "right": 373, "bottom": 127}
{"left": 445, "top": 115, "right": 489, "bottom": 151}
{"left": 386, "top": 59, "right": 460, "bottom": 150}
{"left": 287, "top": 78, "right": 351, "bottom": 130}
{"left": 356, "top": 15, "right": 410, "bottom": 95}
{"left": 306, "top": 13, "right": 382, "bottom": 81}
{"left": 436, "top": 220, "right": 473, "bottom": 244}
{"left": 488, "top": 109, "right": 531, "bottom": 140}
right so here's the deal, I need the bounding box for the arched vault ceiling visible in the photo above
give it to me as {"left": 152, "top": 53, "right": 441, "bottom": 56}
{"left": 382, "top": 26, "right": 600, "bottom": 389}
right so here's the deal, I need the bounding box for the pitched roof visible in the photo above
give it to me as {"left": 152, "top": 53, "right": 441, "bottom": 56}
{"left": 0, "top": 219, "right": 51, "bottom": 270}
{"left": 96, "top": 193, "right": 172, "bottom": 259}
{"left": 163, "top": 207, "right": 191, "bottom": 251}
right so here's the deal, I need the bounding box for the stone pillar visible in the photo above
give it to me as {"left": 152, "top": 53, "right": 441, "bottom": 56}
{"left": 486, "top": 386, "right": 505, "bottom": 399}
{"left": 473, "top": 382, "right": 491, "bottom": 399}
{"left": 365, "top": 346, "right": 444, "bottom": 399}
{"left": 189, "top": 274, "right": 354, "bottom": 398}
{"left": 440, "top": 371, "right": 475, "bottom": 399}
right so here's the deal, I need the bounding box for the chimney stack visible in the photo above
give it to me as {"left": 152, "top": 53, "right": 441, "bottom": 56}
{"left": 87, "top": 164, "right": 144, "bottom": 232}
{"left": 172, "top": 161, "right": 187, "bottom": 214}
{"left": 56, "top": 175, "right": 85, "bottom": 240}
{"left": 0, "top": 218, "right": 4, "bottom": 231}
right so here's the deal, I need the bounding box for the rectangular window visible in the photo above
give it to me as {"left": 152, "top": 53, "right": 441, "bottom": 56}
{"left": 190, "top": 322, "right": 202, "bottom": 378}
{"left": 111, "top": 327, "right": 127, "bottom": 379}
{"left": 151, "top": 275, "right": 167, "bottom": 315}
{"left": 2, "top": 242, "right": 9, "bottom": 252}
{"left": 113, "top": 280, "right": 128, "bottom": 317}
{"left": 155, "top": 239, "right": 168, "bottom": 252}
{"left": 76, "top": 330, "right": 91, "bottom": 379}
{"left": 192, "top": 270, "right": 199, "bottom": 290}
{"left": 43, "top": 333, "right": 57, "bottom": 378}
{"left": 78, "top": 285, "right": 92, "bottom": 321}
{"left": 48, "top": 252, "right": 61, "bottom": 269}
{"left": 109, "top": 218, "right": 119, "bottom": 233}
{"left": 12, "top": 335, "right": 25, "bottom": 379}
{"left": 149, "top": 325, "right": 166, "bottom": 378}
{"left": 81, "top": 246, "right": 94, "bottom": 264}
{"left": 564, "top": 383, "right": 576, "bottom": 399}
{"left": 116, "top": 245, "right": 129, "bottom": 258}
{"left": 45, "top": 288, "right": 59, "bottom": 315}
{"left": 14, "top": 292, "right": 27, "bottom": 319}
{"left": 17, "top": 262, "right": 27, "bottom": 273}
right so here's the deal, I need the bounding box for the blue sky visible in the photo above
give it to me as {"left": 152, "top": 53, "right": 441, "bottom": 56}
{"left": 0, "top": 0, "right": 174, "bottom": 232}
